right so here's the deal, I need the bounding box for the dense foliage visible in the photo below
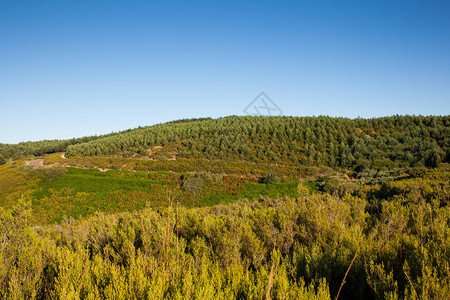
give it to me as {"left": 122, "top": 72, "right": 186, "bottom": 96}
{"left": 62, "top": 115, "right": 450, "bottom": 169}
{"left": 0, "top": 167, "right": 449, "bottom": 299}
{"left": 0, "top": 131, "right": 123, "bottom": 160}
{"left": 1, "top": 115, "right": 449, "bottom": 299}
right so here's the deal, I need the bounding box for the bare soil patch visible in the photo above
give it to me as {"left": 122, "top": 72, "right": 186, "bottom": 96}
{"left": 25, "top": 159, "right": 44, "bottom": 168}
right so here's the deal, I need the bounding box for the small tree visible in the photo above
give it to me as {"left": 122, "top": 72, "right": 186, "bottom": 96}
{"left": 259, "top": 173, "right": 279, "bottom": 184}
{"left": 182, "top": 177, "right": 204, "bottom": 194}
{"left": 137, "top": 147, "right": 149, "bottom": 156}
{"left": 318, "top": 176, "right": 340, "bottom": 193}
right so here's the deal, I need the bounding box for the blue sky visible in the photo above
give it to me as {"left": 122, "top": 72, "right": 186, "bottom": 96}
{"left": 1, "top": 0, "right": 449, "bottom": 143}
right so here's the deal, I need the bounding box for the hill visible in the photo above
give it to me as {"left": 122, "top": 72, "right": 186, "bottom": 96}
{"left": 2, "top": 115, "right": 449, "bottom": 171}
{"left": 0, "top": 115, "right": 449, "bottom": 299}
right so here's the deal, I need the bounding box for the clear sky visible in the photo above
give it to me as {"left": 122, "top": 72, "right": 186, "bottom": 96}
{"left": 1, "top": 0, "right": 449, "bottom": 143}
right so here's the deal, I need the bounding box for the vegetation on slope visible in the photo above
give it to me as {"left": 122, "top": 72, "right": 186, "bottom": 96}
{"left": 2, "top": 116, "right": 449, "bottom": 170}
{"left": 63, "top": 115, "right": 450, "bottom": 169}
{"left": 0, "top": 159, "right": 306, "bottom": 223}
{"left": 0, "top": 115, "right": 449, "bottom": 299}
{"left": 1, "top": 168, "right": 449, "bottom": 299}
{"left": 0, "top": 128, "right": 140, "bottom": 160}
{"left": 0, "top": 162, "right": 37, "bottom": 208}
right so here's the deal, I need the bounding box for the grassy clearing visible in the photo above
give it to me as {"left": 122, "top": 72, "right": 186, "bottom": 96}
{"left": 33, "top": 167, "right": 168, "bottom": 198}
{"left": 30, "top": 167, "right": 171, "bottom": 222}
{"left": 1, "top": 162, "right": 330, "bottom": 223}
{"left": 28, "top": 167, "right": 310, "bottom": 222}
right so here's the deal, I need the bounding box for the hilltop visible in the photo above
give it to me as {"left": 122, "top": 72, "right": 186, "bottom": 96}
{"left": 0, "top": 115, "right": 449, "bottom": 299}
{"left": 1, "top": 115, "right": 449, "bottom": 170}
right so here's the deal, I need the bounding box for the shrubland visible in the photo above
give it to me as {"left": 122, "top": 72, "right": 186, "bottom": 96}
{"left": 0, "top": 115, "right": 449, "bottom": 299}
{"left": 1, "top": 169, "right": 449, "bottom": 299}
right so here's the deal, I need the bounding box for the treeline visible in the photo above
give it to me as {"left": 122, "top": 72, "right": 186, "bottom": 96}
{"left": 0, "top": 130, "right": 132, "bottom": 161}
{"left": 63, "top": 115, "right": 450, "bottom": 170}
{"left": 0, "top": 119, "right": 212, "bottom": 162}
{"left": 0, "top": 137, "right": 96, "bottom": 160}
{"left": 1, "top": 175, "right": 448, "bottom": 299}
{"left": 3, "top": 116, "right": 449, "bottom": 170}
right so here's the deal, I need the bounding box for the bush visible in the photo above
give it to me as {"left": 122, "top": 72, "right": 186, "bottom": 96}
{"left": 122, "top": 151, "right": 134, "bottom": 158}
{"left": 317, "top": 176, "right": 340, "bottom": 193}
{"left": 317, "top": 176, "right": 355, "bottom": 195}
{"left": 259, "top": 173, "right": 279, "bottom": 184}
{"left": 1, "top": 173, "right": 450, "bottom": 299}
{"left": 137, "top": 147, "right": 149, "bottom": 156}
{"left": 28, "top": 167, "right": 68, "bottom": 181}
{"left": 182, "top": 177, "right": 204, "bottom": 193}
{"left": 0, "top": 155, "right": 6, "bottom": 165}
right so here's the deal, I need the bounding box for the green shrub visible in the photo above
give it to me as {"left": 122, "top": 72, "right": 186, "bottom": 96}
{"left": 182, "top": 177, "right": 204, "bottom": 194}
{"left": 28, "top": 167, "right": 68, "bottom": 181}
{"left": 259, "top": 173, "right": 279, "bottom": 184}
{"left": 1, "top": 179, "right": 450, "bottom": 299}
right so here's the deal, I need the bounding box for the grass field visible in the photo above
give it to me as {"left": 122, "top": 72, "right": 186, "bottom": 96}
{"left": 30, "top": 167, "right": 173, "bottom": 222}
{"left": 33, "top": 167, "right": 169, "bottom": 198}
{"left": 25, "top": 166, "right": 309, "bottom": 223}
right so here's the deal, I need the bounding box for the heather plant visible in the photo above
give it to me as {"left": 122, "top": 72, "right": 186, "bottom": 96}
{"left": 28, "top": 166, "right": 67, "bottom": 181}
{"left": 1, "top": 170, "right": 448, "bottom": 299}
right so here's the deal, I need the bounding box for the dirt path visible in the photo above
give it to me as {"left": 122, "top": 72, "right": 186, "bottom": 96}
{"left": 25, "top": 159, "right": 44, "bottom": 167}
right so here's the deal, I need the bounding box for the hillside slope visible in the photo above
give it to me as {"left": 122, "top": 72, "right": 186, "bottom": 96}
{"left": 1, "top": 116, "right": 449, "bottom": 299}
{"left": 63, "top": 115, "right": 450, "bottom": 169}
{"left": 2, "top": 115, "right": 449, "bottom": 170}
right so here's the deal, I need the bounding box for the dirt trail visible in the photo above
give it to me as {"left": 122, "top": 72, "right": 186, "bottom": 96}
{"left": 25, "top": 159, "right": 44, "bottom": 167}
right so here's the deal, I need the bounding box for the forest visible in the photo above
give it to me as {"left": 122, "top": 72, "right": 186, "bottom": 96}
{"left": 0, "top": 115, "right": 449, "bottom": 299}
{"left": 1, "top": 116, "right": 449, "bottom": 169}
